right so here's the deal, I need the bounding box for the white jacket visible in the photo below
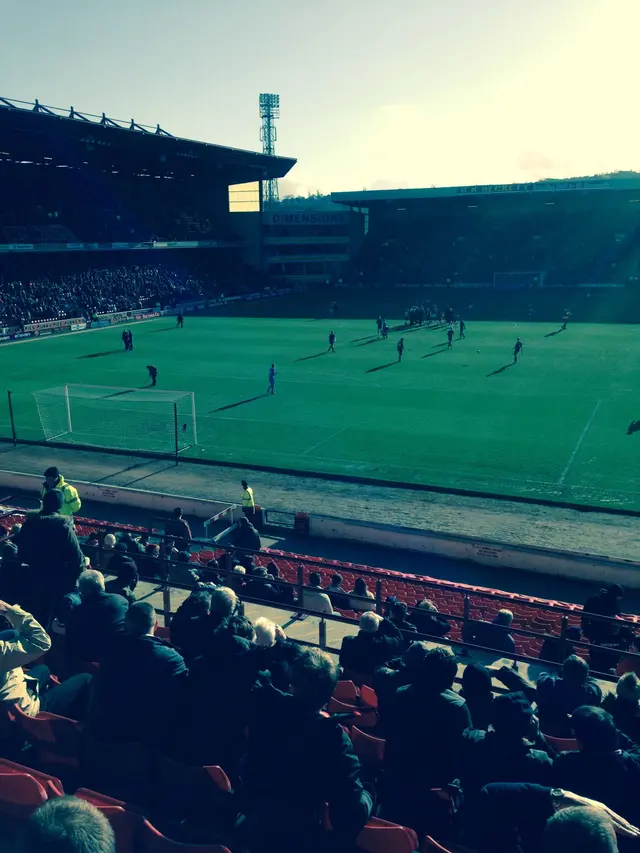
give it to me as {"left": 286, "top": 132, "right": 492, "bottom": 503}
{"left": 0, "top": 605, "right": 52, "bottom": 715}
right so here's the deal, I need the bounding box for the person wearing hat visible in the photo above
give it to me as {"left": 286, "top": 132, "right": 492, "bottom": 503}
{"left": 41, "top": 467, "right": 81, "bottom": 517}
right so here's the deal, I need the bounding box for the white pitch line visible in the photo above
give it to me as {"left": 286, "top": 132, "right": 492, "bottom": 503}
{"left": 301, "top": 424, "right": 350, "bottom": 457}
{"left": 557, "top": 399, "right": 601, "bottom": 486}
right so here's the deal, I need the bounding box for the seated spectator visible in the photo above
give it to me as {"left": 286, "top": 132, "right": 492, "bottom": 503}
{"left": 537, "top": 655, "right": 603, "bottom": 737}
{"left": 240, "top": 648, "right": 371, "bottom": 853}
{"left": 582, "top": 585, "right": 627, "bottom": 646}
{"left": 461, "top": 662, "right": 494, "bottom": 731}
{"left": 539, "top": 625, "right": 582, "bottom": 665}
{"left": 0, "top": 600, "right": 91, "bottom": 720}
{"left": 382, "top": 647, "right": 471, "bottom": 833}
{"left": 349, "top": 577, "right": 375, "bottom": 612}
{"left": 168, "top": 551, "right": 199, "bottom": 586}
{"left": 616, "top": 635, "right": 640, "bottom": 678}
{"left": 302, "top": 572, "right": 333, "bottom": 615}
{"left": 209, "top": 585, "right": 238, "bottom": 631}
{"left": 253, "top": 616, "right": 299, "bottom": 692}
{"left": 185, "top": 618, "right": 259, "bottom": 772}
{"left": 326, "top": 574, "right": 350, "bottom": 610}
{"left": 543, "top": 805, "right": 619, "bottom": 853}
{"left": 387, "top": 600, "right": 418, "bottom": 635}
{"left": 89, "top": 602, "right": 187, "bottom": 744}
{"left": 103, "top": 533, "right": 116, "bottom": 549}
{"left": 374, "top": 639, "right": 429, "bottom": 718}
{"left": 244, "top": 565, "right": 277, "bottom": 601}
{"left": 164, "top": 507, "right": 192, "bottom": 551}
{"left": 139, "top": 543, "right": 162, "bottom": 579}
{"left": 267, "top": 561, "right": 295, "bottom": 604}
{"left": 230, "top": 564, "right": 247, "bottom": 593}
{"left": 20, "top": 796, "right": 115, "bottom": 853}
{"left": 340, "top": 612, "right": 403, "bottom": 677}
{"left": 475, "top": 783, "right": 633, "bottom": 853}
{"left": 216, "top": 614, "right": 256, "bottom": 642}
{"left": 17, "top": 489, "right": 86, "bottom": 623}
{"left": 552, "top": 706, "right": 640, "bottom": 825}
{"left": 169, "top": 588, "right": 213, "bottom": 663}
{"left": 118, "top": 531, "right": 145, "bottom": 555}
{"left": 410, "top": 598, "right": 451, "bottom": 637}
{"left": 230, "top": 516, "right": 261, "bottom": 551}
{"left": 463, "top": 609, "right": 516, "bottom": 655}
{"left": 65, "top": 570, "right": 128, "bottom": 665}
{"left": 104, "top": 562, "right": 138, "bottom": 606}
{"left": 602, "top": 672, "right": 640, "bottom": 745}
{"left": 461, "top": 692, "right": 553, "bottom": 799}
{"left": 0, "top": 538, "right": 24, "bottom": 605}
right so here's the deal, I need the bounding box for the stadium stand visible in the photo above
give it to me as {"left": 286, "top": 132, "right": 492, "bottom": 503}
{"left": 2, "top": 500, "right": 640, "bottom": 851}
{"left": 336, "top": 182, "right": 640, "bottom": 289}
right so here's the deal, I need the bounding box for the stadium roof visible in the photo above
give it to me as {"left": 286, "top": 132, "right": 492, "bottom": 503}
{"left": 332, "top": 175, "right": 640, "bottom": 206}
{"left": 0, "top": 96, "right": 296, "bottom": 184}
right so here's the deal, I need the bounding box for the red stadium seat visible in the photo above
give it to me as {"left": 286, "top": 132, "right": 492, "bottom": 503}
{"left": 351, "top": 726, "right": 385, "bottom": 765}
{"left": 357, "top": 817, "right": 419, "bottom": 853}
{"left": 141, "top": 819, "right": 232, "bottom": 853}
{"left": 360, "top": 685, "right": 379, "bottom": 710}
{"left": 543, "top": 734, "right": 580, "bottom": 752}
{"left": 11, "top": 703, "right": 81, "bottom": 771}
{"left": 333, "top": 681, "right": 359, "bottom": 704}
{"left": 0, "top": 772, "right": 49, "bottom": 816}
{"left": 0, "top": 757, "right": 64, "bottom": 798}
{"left": 75, "top": 789, "right": 140, "bottom": 853}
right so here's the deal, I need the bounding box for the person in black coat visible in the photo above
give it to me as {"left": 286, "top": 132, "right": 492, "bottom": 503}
{"left": 339, "top": 613, "right": 403, "bottom": 678}
{"left": 105, "top": 546, "right": 139, "bottom": 605}
{"left": 374, "top": 639, "right": 430, "bottom": 720}
{"left": 463, "top": 609, "right": 516, "bottom": 655}
{"left": 230, "top": 517, "right": 261, "bottom": 551}
{"left": 253, "top": 617, "right": 300, "bottom": 692}
{"left": 410, "top": 599, "right": 451, "bottom": 638}
{"left": 239, "top": 647, "right": 371, "bottom": 853}
{"left": 602, "top": 672, "right": 640, "bottom": 746}
{"left": 184, "top": 624, "right": 260, "bottom": 774}
{"left": 552, "top": 706, "right": 640, "bottom": 826}
{"left": 89, "top": 602, "right": 187, "bottom": 745}
{"left": 17, "top": 489, "right": 86, "bottom": 623}
{"left": 461, "top": 692, "right": 553, "bottom": 801}
{"left": 169, "top": 589, "right": 214, "bottom": 664}
{"left": 536, "top": 655, "right": 602, "bottom": 737}
{"left": 461, "top": 662, "right": 494, "bottom": 731}
{"left": 381, "top": 647, "right": 471, "bottom": 834}
{"left": 66, "top": 570, "right": 129, "bottom": 666}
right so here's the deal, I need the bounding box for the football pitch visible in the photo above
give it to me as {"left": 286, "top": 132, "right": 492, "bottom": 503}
{"left": 0, "top": 316, "right": 638, "bottom": 511}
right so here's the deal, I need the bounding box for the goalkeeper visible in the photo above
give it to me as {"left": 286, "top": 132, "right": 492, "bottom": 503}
{"left": 146, "top": 365, "right": 158, "bottom": 387}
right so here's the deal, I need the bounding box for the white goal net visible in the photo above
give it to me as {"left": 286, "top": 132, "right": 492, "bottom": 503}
{"left": 31, "top": 385, "right": 197, "bottom": 455}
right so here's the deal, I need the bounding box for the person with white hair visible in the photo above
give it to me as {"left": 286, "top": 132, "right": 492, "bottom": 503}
{"left": 463, "top": 607, "right": 516, "bottom": 655}
{"left": 209, "top": 586, "right": 238, "bottom": 630}
{"left": 339, "top": 610, "right": 403, "bottom": 677}
{"left": 253, "top": 617, "right": 298, "bottom": 692}
{"left": 65, "top": 570, "right": 129, "bottom": 667}
{"left": 602, "top": 671, "right": 640, "bottom": 744}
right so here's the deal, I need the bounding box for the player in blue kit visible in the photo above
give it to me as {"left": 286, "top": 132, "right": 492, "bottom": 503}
{"left": 267, "top": 363, "right": 277, "bottom": 394}
{"left": 328, "top": 330, "right": 336, "bottom": 352}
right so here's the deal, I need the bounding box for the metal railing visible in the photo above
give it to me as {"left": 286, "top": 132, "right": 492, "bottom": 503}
{"left": 1, "top": 507, "right": 638, "bottom": 681}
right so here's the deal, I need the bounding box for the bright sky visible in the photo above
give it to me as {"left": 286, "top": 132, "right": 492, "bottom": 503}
{"left": 1, "top": 0, "right": 639, "bottom": 196}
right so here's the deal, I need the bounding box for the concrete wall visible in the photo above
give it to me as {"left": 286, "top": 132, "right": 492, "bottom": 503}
{"left": 0, "top": 469, "right": 243, "bottom": 526}
{"left": 309, "top": 514, "right": 640, "bottom": 588}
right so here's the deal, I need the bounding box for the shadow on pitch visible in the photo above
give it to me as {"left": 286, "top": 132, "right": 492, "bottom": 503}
{"left": 544, "top": 328, "right": 565, "bottom": 338}
{"left": 421, "top": 348, "right": 448, "bottom": 359}
{"left": 211, "top": 394, "right": 269, "bottom": 413}
{"left": 150, "top": 326, "right": 177, "bottom": 333}
{"left": 295, "top": 351, "right": 329, "bottom": 362}
{"left": 627, "top": 420, "right": 640, "bottom": 436}
{"left": 487, "top": 363, "right": 515, "bottom": 376}
{"left": 76, "top": 350, "right": 122, "bottom": 359}
{"left": 365, "top": 361, "right": 398, "bottom": 373}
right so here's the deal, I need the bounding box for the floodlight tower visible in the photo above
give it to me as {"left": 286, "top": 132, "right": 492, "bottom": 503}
{"left": 259, "top": 93, "right": 280, "bottom": 208}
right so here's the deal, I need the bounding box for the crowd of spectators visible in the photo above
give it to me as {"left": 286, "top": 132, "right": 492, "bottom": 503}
{"left": 2, "top": 495, "right": 640, "bottom": 852}
{"left": 0, "top": 248, "right": 275, "bottom": 326}
{"left": 354, "top": 193, "right": 640, "bottom": 287}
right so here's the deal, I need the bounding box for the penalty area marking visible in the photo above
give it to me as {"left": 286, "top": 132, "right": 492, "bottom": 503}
{"left": 557, "top": 399, "right": 601, "bottom": 486}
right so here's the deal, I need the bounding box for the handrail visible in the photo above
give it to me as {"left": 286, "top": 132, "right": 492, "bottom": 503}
{"left": 2, "top": 504, "right": 638, "bottom": 636}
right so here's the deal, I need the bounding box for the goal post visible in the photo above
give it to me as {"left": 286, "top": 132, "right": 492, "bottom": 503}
{"left": 31, "top": 384, "right": 197, "bottom": 455}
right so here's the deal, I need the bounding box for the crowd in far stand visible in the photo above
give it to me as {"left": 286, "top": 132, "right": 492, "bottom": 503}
{"left": 0, "top": 261, "right": 204, "bottom": 326}
{"left": 1, "top": 478, "right": 640, "bottom": 853}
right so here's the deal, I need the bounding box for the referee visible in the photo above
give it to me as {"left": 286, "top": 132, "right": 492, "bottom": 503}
{"left": 241, "top": 480, "right": 255, "bottom": 520}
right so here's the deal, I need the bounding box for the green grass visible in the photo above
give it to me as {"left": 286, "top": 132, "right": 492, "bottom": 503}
{"left": 1, "top": 316, "right": 639, "bottom": 510}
